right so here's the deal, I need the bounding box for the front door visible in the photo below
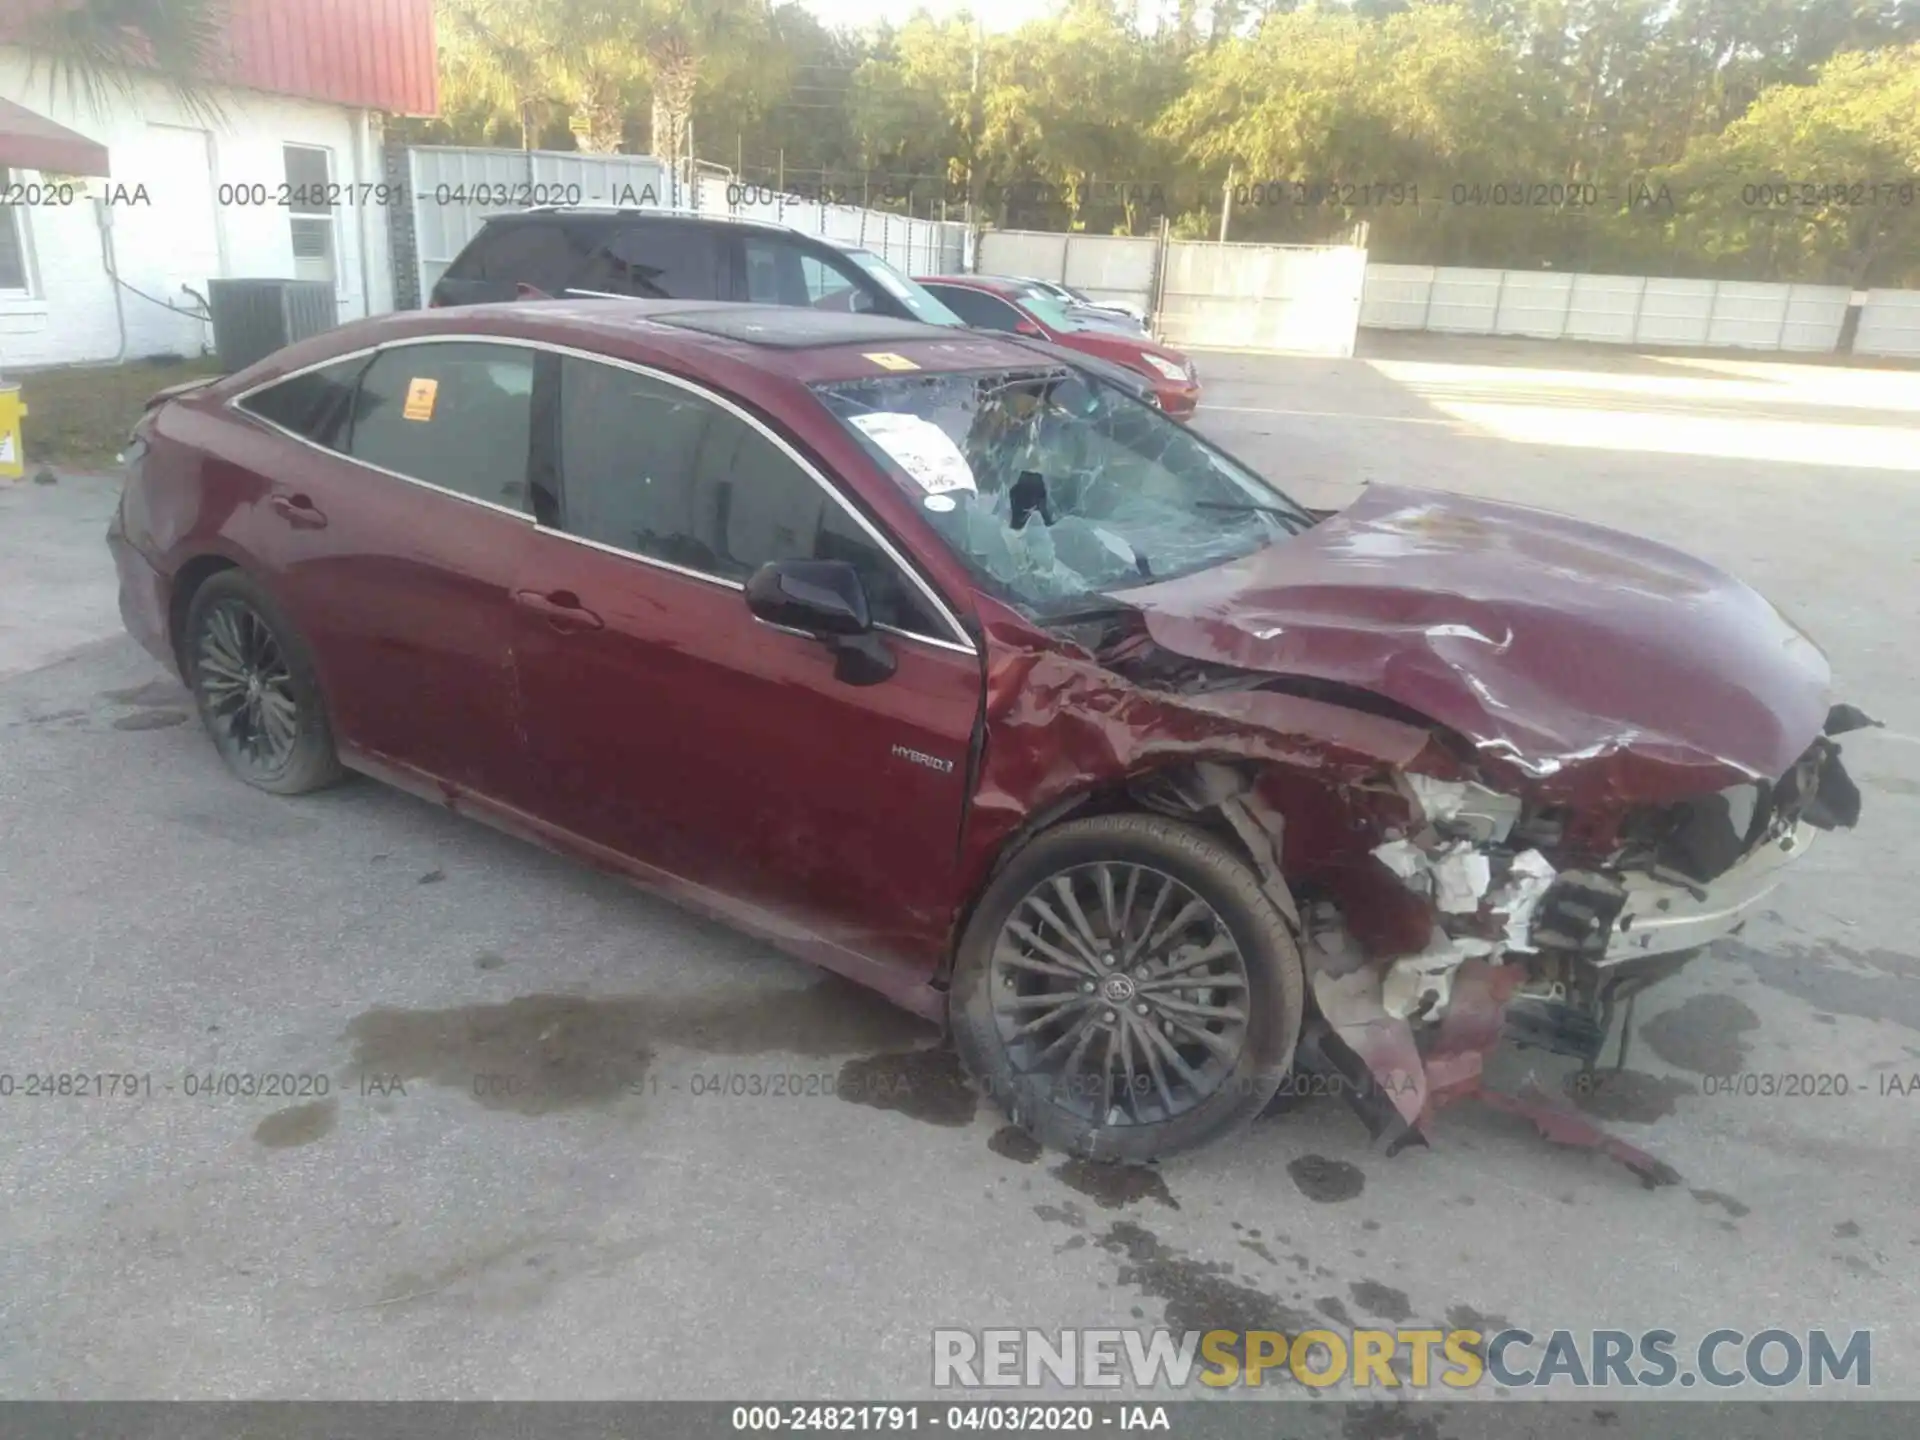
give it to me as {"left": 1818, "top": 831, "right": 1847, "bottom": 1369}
{"left": 506, "top": 353, "right": 982, "bottom": 968}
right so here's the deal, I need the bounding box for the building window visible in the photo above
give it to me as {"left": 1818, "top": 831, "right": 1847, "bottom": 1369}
{"left": 0, "top": 168, "right": 32, "bottom": 295}
{"left": 283, "top": 145, "right": 337, "bottom": 288}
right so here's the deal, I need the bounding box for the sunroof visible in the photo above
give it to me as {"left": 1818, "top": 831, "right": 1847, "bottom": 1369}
{"left": 651, "top": 307, "right": 943, "bottom": 349}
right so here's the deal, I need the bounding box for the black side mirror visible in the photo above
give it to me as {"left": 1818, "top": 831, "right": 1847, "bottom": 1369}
{"left": 744, "top": 560, "right": 895, "bottom": 685}
{"left": 745, "top": 559, "right": 871, "bottom": 635}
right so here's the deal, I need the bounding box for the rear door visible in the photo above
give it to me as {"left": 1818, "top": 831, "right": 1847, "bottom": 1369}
{"left": 234, "top": 339, "right": 540, "bottom": 795}
{"left": 506, "top": 352, "right": 982, "bottom": 967}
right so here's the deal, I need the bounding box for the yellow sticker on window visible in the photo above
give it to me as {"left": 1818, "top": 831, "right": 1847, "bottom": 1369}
{"left": 402, "top": 377, "right": 439, "bottom": 422}
{"left": 862, "top": 352, "right": 920, "bottom": 371}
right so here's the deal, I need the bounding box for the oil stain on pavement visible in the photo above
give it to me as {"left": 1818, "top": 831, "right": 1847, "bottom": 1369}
{"left": 1052, "top": 1158, "right": 1180, "bottom": 1210}
{"left": 1288, "top": 1154, "right": 1366, "bottom": 1202}
{"left": 1096, "top": 1220, "right": 1317, "bottom": 1339}
{"left": 838, "top": 1044, "right": 977, "bottom": 1126}
{"left": 112, "top": 710, "right": 188, "bottom": 731}
{"left": 1723, "top": 939, "right": 1920, "bottom": 1031}
{"left": 1570, "top": 1069, "right": 1696, "bottom": 1123}
{"left": 1642, "top": 993, "right": 1761, "bottom": 1075}
{"left": 254, "top": 1098, "right": 337, "bottom": 1148}
{"left": 343, "top": 979, "right": 932, "bottom": 1117}
{"left": 988, "top": 1125, "right": 1042, "bottom": 1163}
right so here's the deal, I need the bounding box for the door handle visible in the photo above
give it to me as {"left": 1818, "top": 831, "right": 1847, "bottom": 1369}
{"left": 513, "top": 588, "right": 604, "bottom": 632}
{"left": 269, "top": 493, "right": 328, "bottom": 529}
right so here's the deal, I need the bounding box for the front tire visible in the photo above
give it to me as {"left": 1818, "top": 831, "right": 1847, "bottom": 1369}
{"left": 950, "top": 813, "right": 1305, "bottom": 1163}
{"left": 183, "top": 570, "right": 343, "bottom": 795}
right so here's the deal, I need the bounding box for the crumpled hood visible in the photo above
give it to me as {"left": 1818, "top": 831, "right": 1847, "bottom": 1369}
{"left": 1111, "top": 484, "right": 1832, "bottom": 802}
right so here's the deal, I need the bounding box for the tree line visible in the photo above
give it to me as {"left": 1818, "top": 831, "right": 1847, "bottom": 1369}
{"left": 413, "top": 0, "right": 1920, "bottom": 285}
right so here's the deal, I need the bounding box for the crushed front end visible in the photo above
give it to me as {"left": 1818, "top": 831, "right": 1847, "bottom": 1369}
{"left": 1295, "top": 706, "right": 1871, "bottom": 1185}
{"left": 969, "top": 589, "right": 1873, "bottom": 1185}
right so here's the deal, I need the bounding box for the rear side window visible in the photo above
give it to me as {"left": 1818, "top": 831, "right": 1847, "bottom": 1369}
{"left": 570, "top": 223, "right": 725, "bottom": 299}
{"left": 555, "top": 356, "right": 946, "bottom": 637}
{"left": 925, "top": 285, "right": 1022, "bottom": 331}
{"left": 445, "top": 223, "right": 581, "bottom": 294}
{"left": 344, "top": 343, "right": 536, "bottom": 510}
{"left": 236, "top": 359, "right": 364, "bottom": 447}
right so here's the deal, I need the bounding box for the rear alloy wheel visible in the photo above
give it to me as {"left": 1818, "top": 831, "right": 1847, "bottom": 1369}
{"left": 951, "top": 814, "right": 1304, "bottom": 1163}
{"left": 184, "top": 571, "right": 342, "bottom": 795}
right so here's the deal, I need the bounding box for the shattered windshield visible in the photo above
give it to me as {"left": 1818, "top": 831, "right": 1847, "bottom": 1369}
{"left": 812, "top": 367, "right": 1313, "bottom": 619}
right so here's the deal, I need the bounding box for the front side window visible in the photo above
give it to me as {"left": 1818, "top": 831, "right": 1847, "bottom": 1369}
{"left": 0, "top": 168, "right": 31, "bottom": 293}
{"left": 840, "top": 249, "right": 965, "bottom": 326}
{"left": 743, "top": 235, "right": 866, "bottom": 311}
{"left": 812, "top": 367, "right": 1313, "bottom": 618}
{"left": 345, "top": 343, "right": 535, "bottom": 510}
{"left": 237, "top": 358, "right": 365, "bottom": 446}
{"left": 556, "top": 356, "right": 946, "bottom": 637}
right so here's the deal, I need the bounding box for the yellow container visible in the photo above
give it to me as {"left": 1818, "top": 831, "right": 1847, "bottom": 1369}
{"left": 0, "top": 383, "right": 26, "bottom": 480}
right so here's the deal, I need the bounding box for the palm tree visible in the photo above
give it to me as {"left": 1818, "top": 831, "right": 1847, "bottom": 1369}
{"left": 438, "top": 0, "right": 561, "bottom": 150}
{"left": 642, "top": 0, "right": 770, "bottom": 191}
{"left": 437, "top": 0, "right": 765, "bottom": 164}
{"left": 18, "top": 0, "right": 229, "bottom": 123}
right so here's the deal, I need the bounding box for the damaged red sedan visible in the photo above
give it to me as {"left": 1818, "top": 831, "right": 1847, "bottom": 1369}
{"left": 109, "top": 301, "right": 1868, "bottom": 1177}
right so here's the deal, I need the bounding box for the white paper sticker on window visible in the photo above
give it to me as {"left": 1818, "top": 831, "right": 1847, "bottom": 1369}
{"left": 849, "top": 412, "right": 977, "bottom": 495}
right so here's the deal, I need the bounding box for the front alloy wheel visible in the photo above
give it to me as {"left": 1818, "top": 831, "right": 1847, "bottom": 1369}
{"left": 990, "top": 862, "right": 1251, "bottom": 1127}
{"left": 952, "top": 813, "right": 1304, "bottom": 1163}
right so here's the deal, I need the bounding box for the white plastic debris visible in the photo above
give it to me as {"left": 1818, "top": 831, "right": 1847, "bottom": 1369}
{"left": 1488, "top": 849, "right": 1558, "bottom": 951}
{"left": 1372, "top": 838, "right": 1429, "bottom": 883}
{"left": 1404, "top": 774, "right": 1522, "bottom": 844}
{"left": 1381, "top": 930, "right": 1495, "bottom": 1021}
{"left": 1430, "top": 843, "right": 1494, "bottom": 914}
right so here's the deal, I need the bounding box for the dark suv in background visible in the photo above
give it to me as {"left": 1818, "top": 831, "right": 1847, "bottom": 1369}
{"left": 429, "top": 209, "right": 965, "bottom": 327}
{"left": 427, "top": 207, "right": 1165, "bottom": 410}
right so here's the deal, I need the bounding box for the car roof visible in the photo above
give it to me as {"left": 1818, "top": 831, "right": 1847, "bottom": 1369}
{"left": 479, "top": 206, "right": 806, "bottom": 240}
{"left": 226, "top": 299, "right": 1074, "bottom": 398}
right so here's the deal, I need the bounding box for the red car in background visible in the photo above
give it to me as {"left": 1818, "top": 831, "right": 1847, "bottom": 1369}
{"left": 916, "top": 275, "right": 1202, "bottom": 417}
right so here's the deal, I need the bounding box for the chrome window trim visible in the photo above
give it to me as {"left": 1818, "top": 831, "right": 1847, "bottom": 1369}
{"left": 229, "top": 332, "right": 977, "bottom": 654}
{"left": 229, "top": 342, "right": 540, "bottom": 522}
{"left": 525, "top": 508, "right": 978, "bottom": 658}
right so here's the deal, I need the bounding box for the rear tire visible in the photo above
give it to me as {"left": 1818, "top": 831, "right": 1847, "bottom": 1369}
{"left": 950, "top": 813, "right": 1304, "bottom": 1164}
{"left": 183, "top": 570, "right": 343, "bottom": 795}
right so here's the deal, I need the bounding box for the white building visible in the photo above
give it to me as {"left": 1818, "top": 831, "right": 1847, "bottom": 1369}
{"left": 0, "top": 0, "right": 437, "bottom": 369}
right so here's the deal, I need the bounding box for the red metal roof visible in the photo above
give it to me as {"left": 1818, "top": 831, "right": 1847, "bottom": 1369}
{"left": 1, "top": 0, "right": 438, "bottom": 116}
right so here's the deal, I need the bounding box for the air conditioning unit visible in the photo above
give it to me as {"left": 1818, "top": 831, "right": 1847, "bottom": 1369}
{"left": 205, "top": 278, "right": 338, "bottom": 373}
